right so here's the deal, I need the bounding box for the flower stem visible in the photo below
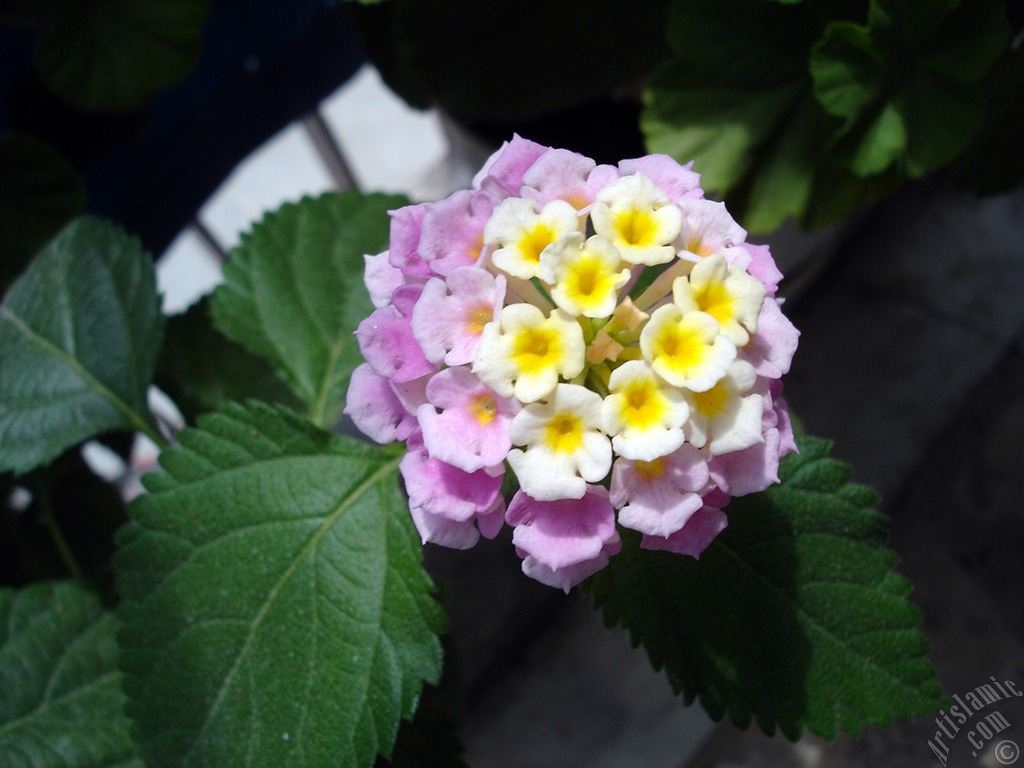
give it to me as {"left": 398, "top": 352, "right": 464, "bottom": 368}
{"left": 39, "top": 484, "right": 84, "bottom": 580}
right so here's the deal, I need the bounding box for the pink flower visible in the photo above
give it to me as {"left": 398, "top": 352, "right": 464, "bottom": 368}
{"left": 417, "top": 189, "right": 500, "bottom": 275}
{"left": 345, "top": 136, "right": 800, "bottom": 589}
{"left": 741, "top": 298, "right": 800, "bottom": 379}
{"left": 506, "top": 485, "right": 621, "bottom": 591}
{"left": 364, "top": 251, "right": 404, "bottom": 308}
{"left": 520, "top": 148, "right": 620, "bottom": 211}
{"left": 355, "top": 303, "right": 438, "bottom": 383}
{"left": 610, "top": 444, "right": 710, "bottom": 538}
{"left": 676, "top": 198, "right": 747, "bottom": 258}
{"left": 411, "top": 266, "right": 506, "bottom": 366}
{"left": 343, "top": 363, "right": 418, "bottom": 444}
{"left": 400, "top": 432, "right": 505, "bottom": 548}
{"left": 417, "top": 367, "right": 519, "bottom": 473}
{"left": 388, "top": 203, "right": 434, "bottom": 278}
{"left": 640, "top": 506, "right": 728, "bottom": 558}
{"left": 737, "top": 242, "right": 783, "bottom": 296}
{"left": 473, "top": 134, "right": 548, "bottom": 197}
{"left": 618, "top": 154, "right": 703, "bottom": 204}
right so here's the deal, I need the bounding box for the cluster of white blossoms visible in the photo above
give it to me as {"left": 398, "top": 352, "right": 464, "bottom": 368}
{"left": 346, "top": 136, "right": 799, "bottom": 590}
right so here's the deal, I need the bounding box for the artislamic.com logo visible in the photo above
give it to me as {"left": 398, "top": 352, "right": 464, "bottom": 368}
{"left": 929, "top": 676, "right": 1022, "bottom": 765}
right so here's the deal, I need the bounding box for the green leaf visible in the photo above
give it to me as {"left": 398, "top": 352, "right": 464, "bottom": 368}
{"left": 586, "top": 435, "right": 946, "bottom": 740}
{"left": 155, "top": 299, "right": 302, "bottom": 425}
{"left": 642, "top": 0, "right": 895, "bottom": 232}
{"left": 34, "top": 0, "right": 209, "bottom": 114}
{"left": 377, "top": 0, "right": 673, "bottom": 122}
{"left": 115, "top": 401, "right": 445, "bottom": 768}
{"left": 211, "top": 191, "right": 404, "bottom": 428}
{"left": 809, "top": 0, "right": 1009, "bottom": 175}
{"left": 0, "top": 216, "right": 165, "bottom": 475}
{"left": 0, "top": 580, "right": 142, "bottom": 768}
{"left": 0, "top": 133, "right": 85, "bottom": 288}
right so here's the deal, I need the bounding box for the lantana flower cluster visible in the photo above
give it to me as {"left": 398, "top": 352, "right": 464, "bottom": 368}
{"left": 346, "top": 136, "right": 799, "bottom": 591}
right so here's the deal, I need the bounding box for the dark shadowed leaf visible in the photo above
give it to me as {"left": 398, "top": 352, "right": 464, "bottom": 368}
{"left": 810, "top": 0, "right": 1009, "bottom": 176}
{"left": 0, "top": 580, "right": 142, "bottom": 768}
{"left": 642, "top": 0, "right": 895, "bottom": 232}
{"left": 155, "top": 299, "right": 301, "bottom": 425}
{"left": 34, "top": 0, "right": 208, "bottom": 113}
{"left": 377, "top": 0, "right": 672, "bottom": 122}
{"left": 0, "top": 133, "right": 85, "bottom": 288}
{"left": 587, "top": 436, "right": 946, "bottom": 739}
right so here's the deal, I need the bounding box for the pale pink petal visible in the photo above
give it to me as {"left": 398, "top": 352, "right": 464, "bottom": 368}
{"left": 400, "top": 432, "right": 503, "bottom": 522}
{"left": 520, "top": 148, "right": 619, "bottom": 210}
{"left": 364, "top": 251, "right": 404, "bottom": 308}
{"left": 417, "top": 367, "right": 518, "bottom": 472}
{"left": 473, "top": 134, "right": 548, "bottom": 197}
{"left": 742, "top": 298, "right": 800, "bottom": 378}
{"left": 610, "top": 444, "right": 710, "bottom": 537}
{"left": 640, "top": 507, "right": 728, "bottom": 557}
{"left": 736, "top": 242, "right": 783, "bottom": 295}
{"left": 476, "top": 496, "right": 506, "bottom": 539}
{"left": 355, "top": 304, "right": 438, "bottom": 383}
{"left": 344, "top": 363, "right": 415, "bottom": 444}
{"left": 618, "top": 155, "right": 702, "bottom": 204}
{"left": 507, "top": 485, "right": 617, "bottom": 571}
{"left": 707, "top": 427, "right": 781, "bottom": 496}
{"left": 411, "top": 267, "right": 505, "bottom": 366}
{"left": 388, "top": 203, "right": 434, "bottom": 278}
{"left": 771, "top": 384, "right": 798, "bottom": 459}
{"left": 390, "top": 283, "right": 423, "bottom": 318}
{"left": 677, "top": 198, "right": 747, "bottom": 257}
{"left": 521, "top": 550, "right": 614, "bottom": 592}
{"left": 390, "top": 373, "right": 430, "bottom": 418}
{"left": 410, "top": 504, "right": 481, "bottom": 549}
{"left": 418, "top": 189, "right": 500, "bottom": 275}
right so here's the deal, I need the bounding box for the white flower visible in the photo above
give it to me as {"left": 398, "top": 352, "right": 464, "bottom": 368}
{"left": 601, "top": 360, "right": 689, "bottom": 461}
{"left": 508, "top": 384, "right": 612, "bottom": 500}
{"left": 472, "top": 303, "right": 585, "bottom": 403}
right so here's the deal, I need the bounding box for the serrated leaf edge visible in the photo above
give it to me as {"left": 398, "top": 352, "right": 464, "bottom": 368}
{"left": 177, "top": 449, "right": 405, "bottom": 766}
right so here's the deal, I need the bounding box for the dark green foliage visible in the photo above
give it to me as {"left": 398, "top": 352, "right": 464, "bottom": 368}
{"left": 587, "top": 436, "right": 946, "bottom": 739}
{"left": 0, "top": 581, "right": 142, "bottom": 768}
{"left": 0, "top": 216, "right": 164, "bottom": 474}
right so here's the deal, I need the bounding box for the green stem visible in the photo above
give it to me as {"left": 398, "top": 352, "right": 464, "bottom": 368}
{"left": 38, "top": 485, "right": 84, "bottom": 580}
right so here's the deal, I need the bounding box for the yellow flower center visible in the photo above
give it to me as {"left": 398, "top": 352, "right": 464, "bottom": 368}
{"left": 652, "top": 322, "right": 705, "bottom": 373}
{"left": 465, "top": 303, "right": 494, "bottom": 335}
{"left": 692, "top": 282, "right": 734, "bottom": 327}
{"left": 614, "top": 208, "right": 658, "bottom": 246}
{"left": 543, "top": 412, "right": 584, "bottom": 454}
{"left": 512, "top": 326, "right": 560, "bottom": 374}
{"left": 691, "top": 382, "right": 729, "bottom": 417}
{"left": 520, "top": 223, "right": 556, "bottom": 266}
{"left": 621, "top": 381, "right": 667, "bottom": 430}
{"left": 470, "top": 394, "right": 499, "bottom": 425}
{"left": 634, "top": 456, "right": 666, "bottom": 480}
